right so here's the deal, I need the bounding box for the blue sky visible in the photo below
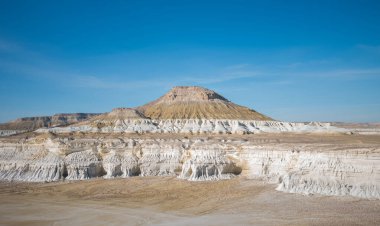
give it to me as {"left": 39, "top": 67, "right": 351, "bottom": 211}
{"left": 0, "top": 0, "right": 380, "bottom": 122}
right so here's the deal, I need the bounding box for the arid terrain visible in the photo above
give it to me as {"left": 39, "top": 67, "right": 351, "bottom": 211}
{"left": 0, "top": 132, "right": 379, "bottom": 226}
{"left": 0, "top": 86, "right": 379, "bottom": 225}
{"left": 1, "top": 176, "right": 380, "bottom": 226}
{"left": 1, "top": 0, "right": 379, "bottom": 223}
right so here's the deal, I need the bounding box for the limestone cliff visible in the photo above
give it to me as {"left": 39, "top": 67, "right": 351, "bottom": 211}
{"left": 1, "top": 86, "right": 379, "bottom": 201}
{"left": 0, "top": 136, "right": 379, "bottom": 199}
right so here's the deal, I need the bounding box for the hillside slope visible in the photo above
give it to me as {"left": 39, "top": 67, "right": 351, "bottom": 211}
{"left": 138, "top": 86, "right": 272, "bottom": 120}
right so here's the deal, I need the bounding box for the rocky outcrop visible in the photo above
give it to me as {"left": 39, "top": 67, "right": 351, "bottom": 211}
{"left": 0, "top": 143, "right": 64, "bottom": 182}
{"left": 332, "top": 122, "right": 380, "bottom": 135}
{"left": 139, "top": 140, "right": 183, "bottom": 176}
{"left": 179, "top": 143, "right": 242, "bottom": 181}
{"left": 101, "top": 140, "right": 140, "bottom": 178}
{"left": 0, "top": 130, "right": 27, "bottom": 136}
{"left": 153, "top": 119, "right": 340, "bottom": 134}
{"left": 0, "top": 86, "right": 379, "bottom": 200}
{"left": 38, "top": 119, "right": 342, "bottom": 134}
{"left": 0, "top": 137, "right": 378, "bottom": 199}
{"left": 64, "top": 150, "right": 103, "bottom": 180}
{"left": 240, "top": 145, "right": 380, "bottom": 199}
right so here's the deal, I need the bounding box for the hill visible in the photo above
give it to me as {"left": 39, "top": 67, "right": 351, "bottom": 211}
{"left": 138, "top": 86, "right": 272, "bottom": 120}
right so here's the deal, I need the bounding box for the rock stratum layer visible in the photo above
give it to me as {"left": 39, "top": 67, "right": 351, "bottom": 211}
{"left": 0, "top": 135, "right": 379, "bottom": 199}
{"left": 138, "top": 86, "right": 272, "bottom": 120}
{"left": 36, "top": 107, "right": 343, "bottom": 134}
{"left": 0, "top": 86, "right": 379, "bottom": 200}
{"left": 38, "top": 118, "right": 341, "bottom": 134}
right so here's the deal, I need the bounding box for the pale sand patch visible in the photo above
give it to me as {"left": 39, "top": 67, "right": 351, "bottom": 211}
{"left": 0, "top": 177, "right": 379, "bottom": 225}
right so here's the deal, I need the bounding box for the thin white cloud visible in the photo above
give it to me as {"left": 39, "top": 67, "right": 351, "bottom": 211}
{"left": 0, "top": 39, "right": 22, "bottom": 52}
{"left": 45, "top": 66, "right": 380, "bottom": 89}
{"left": 73, "top": 75, "right": 169, "bottom": 89}
{"left": 331, "top": 69, "right": 380, "bottom": 76}
{"left": 356, "top": 44, "right": 380, "bottom": 53}
{"left": 180, "top": 64, "right": 259, "bottom": 84}
{"left": 1, "top": 39, "right": 379, "bottom": 91}
{"left": 182, "top": 72, "right": 258, "bottom": 84}
{"left": 291, "top": 68, "right": 380, "bottom": 78}
{"left": 223, "top": 63, "right": 251, "bottom": 70}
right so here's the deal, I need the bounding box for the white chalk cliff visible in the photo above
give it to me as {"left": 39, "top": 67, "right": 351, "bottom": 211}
{"left": 0, "top": 137, "right": 379, "bottom": 199}
{"left": 37, "top": 119, "right": 343, "bottom": 134}
{"left": 0, "top": 86, "right": 379, "bottom": 200}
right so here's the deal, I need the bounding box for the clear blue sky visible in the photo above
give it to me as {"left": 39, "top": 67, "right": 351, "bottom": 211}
{"left": 1, "top": 0, "right": 379, "bottom": 122}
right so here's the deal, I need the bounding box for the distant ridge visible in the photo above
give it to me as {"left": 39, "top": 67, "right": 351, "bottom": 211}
{"left": 80, "top": 108, "right": 147, "bottom": 127}
{"left": 0, "top": 113, "right": 99, "bottom": 131}
{"left": 0, "top": 86, "right": 273, "bottom": 135}
{"left": 69, "top": 108, "right": 151, "bottom": 130}
{"left": 138, "top": 86, "right": 272, "bottom": 120}
{"left": 91, "top": 108, "right": 147, "bottom": 121}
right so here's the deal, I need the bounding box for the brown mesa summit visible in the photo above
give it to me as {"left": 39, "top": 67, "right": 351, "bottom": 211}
{"left": 138, "top": 86, "right": 272, "bottom": 120}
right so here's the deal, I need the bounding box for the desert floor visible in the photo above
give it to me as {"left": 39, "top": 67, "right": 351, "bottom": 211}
{"left": 0, "top": 176, "right": 379, "bottom": 226}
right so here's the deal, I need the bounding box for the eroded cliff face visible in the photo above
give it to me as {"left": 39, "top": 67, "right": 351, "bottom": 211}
{"left": 37, "top": 119, "right": 343, "bottom": 135}
{"left": 0, "top": 135, "right": 379, "bottom": 199}
{"left": 0, "top": 142, "right": 64, "bottom": 182}
{"left": 240, "top": 145, "right": 380, "bottom": 199}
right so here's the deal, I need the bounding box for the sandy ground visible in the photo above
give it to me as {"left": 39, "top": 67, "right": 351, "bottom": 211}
{"left": 0, "top": 177, "right": 379, "bottom": 226}
{"left": 1, "top": 132, "right": 379, "bottom": 225}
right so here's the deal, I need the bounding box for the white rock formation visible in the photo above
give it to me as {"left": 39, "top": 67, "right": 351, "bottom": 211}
{"left": 1, "top": 136, "right": 378, "bottom": 199}
{"left": 139, "top": 140, "right": 183, "bottom": 176}
{"left": 37, "top": 119, "right": 344, "bottom": 134}
{"left": 0, "top": 142, "right": 64, "bottom": 182}
{"left": 102, "top": 146, "right": 140, "bottom": 178}
{"left": 3, "top": 86, "right": 379, "bottom": 201}
{"left": 0, "top": 130, "right": 27, "bottom": 136}
{"left": 64, "top": 149, "right": 103, "bottom": 180}
{"left": 179, "top": 143, "right": 241, "bottom": 181}
{"left": 240, "top": 145, "right": 380, "bottom": 199}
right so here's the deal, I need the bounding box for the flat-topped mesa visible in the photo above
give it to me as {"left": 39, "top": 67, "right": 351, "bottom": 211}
{"left": 0, "top": 113, "right": 99, "bottom": 132}
{"left": 155, "top": 86, "right": 229, "bottom": 103}
{"left": 138, "top": 86, "right": 273, "bottom": 120}
{"left": 34, "top": 86, "right": 340, "bottom": 134}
